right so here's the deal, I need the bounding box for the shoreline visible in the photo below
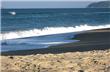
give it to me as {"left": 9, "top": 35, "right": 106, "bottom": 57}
{"left": 1, "top": 28, "right": 110, "bottom": 56}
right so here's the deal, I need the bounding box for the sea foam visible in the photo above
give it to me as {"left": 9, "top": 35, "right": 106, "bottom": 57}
{"left": 1, "top": 24, "right": 110, "bottom": 40}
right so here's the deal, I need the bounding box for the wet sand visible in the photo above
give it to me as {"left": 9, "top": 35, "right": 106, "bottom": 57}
{"left": 1, "top": 28, "right": 110, "bottom": 72}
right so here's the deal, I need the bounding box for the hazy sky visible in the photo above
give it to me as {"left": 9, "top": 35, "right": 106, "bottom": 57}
{"left": 2, "top": 0, "right": 107, "bottom": 8}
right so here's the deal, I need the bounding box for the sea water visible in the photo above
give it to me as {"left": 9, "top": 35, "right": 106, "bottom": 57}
{"left": 1, "top": 8, "right": 110, "bottom": 52}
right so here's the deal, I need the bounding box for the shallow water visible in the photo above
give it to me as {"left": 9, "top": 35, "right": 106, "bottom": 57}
{"left": 1, "top": 32, "right": 79, "bottom": 52}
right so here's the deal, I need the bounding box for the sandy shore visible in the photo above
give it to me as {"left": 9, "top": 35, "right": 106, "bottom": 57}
{"left": 1, "top": 28, "right": 110, "bottom": 72}
{"left": 1, "top": 49, "right": 110, "bottom": 72}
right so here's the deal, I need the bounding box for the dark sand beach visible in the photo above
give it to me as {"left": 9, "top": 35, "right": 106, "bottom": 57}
{"left": 1, "top": 28, "right": 110, "bottom": 72}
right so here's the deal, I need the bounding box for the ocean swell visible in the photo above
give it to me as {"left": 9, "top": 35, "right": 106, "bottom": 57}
{"left": 1, "top": 24, "right": 110, "bottom": 40}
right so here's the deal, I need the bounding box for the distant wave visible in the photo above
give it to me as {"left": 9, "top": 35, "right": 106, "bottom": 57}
{"left": 1, "top": 24, "right": 110, "bottom": 40}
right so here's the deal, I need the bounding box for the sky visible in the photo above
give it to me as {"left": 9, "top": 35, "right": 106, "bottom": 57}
{"left": 1, "top": 0, "right": 108, "bottom": 8}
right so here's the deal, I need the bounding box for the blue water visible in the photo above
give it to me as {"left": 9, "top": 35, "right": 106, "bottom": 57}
{"left": 2, "top": 8, "right": 110, "bottom": 33}
{"left": 1, "top": 8, "right": 110, "bottom": 52}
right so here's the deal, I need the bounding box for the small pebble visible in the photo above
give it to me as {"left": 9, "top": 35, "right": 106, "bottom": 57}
{"left": 9, "top": 56, "right": 14, "bottom": 59}
{"left": 78, "top": 70, "right": 84, "bottom": 72}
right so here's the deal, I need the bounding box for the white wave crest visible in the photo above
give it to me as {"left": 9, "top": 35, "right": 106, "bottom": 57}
{"left": 1, "top": 24, "right": 110, "bottom": 40}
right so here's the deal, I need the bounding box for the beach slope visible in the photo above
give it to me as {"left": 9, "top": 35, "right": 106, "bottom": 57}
{"left": 1, "top": 28, "right": 110, "bottom": 72}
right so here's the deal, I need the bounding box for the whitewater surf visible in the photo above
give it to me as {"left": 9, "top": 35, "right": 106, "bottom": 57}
{"left": 1, "top": 24, "right": 110, "bottom": 40}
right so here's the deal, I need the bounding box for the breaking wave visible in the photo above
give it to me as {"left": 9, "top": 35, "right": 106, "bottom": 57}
{"left": 1, "top": 24, "right": 110, "bottom": 40}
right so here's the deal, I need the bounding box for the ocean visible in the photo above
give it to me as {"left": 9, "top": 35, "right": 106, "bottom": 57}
{"left": 1, "top": 8, "right": 110, "bottom": 52}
